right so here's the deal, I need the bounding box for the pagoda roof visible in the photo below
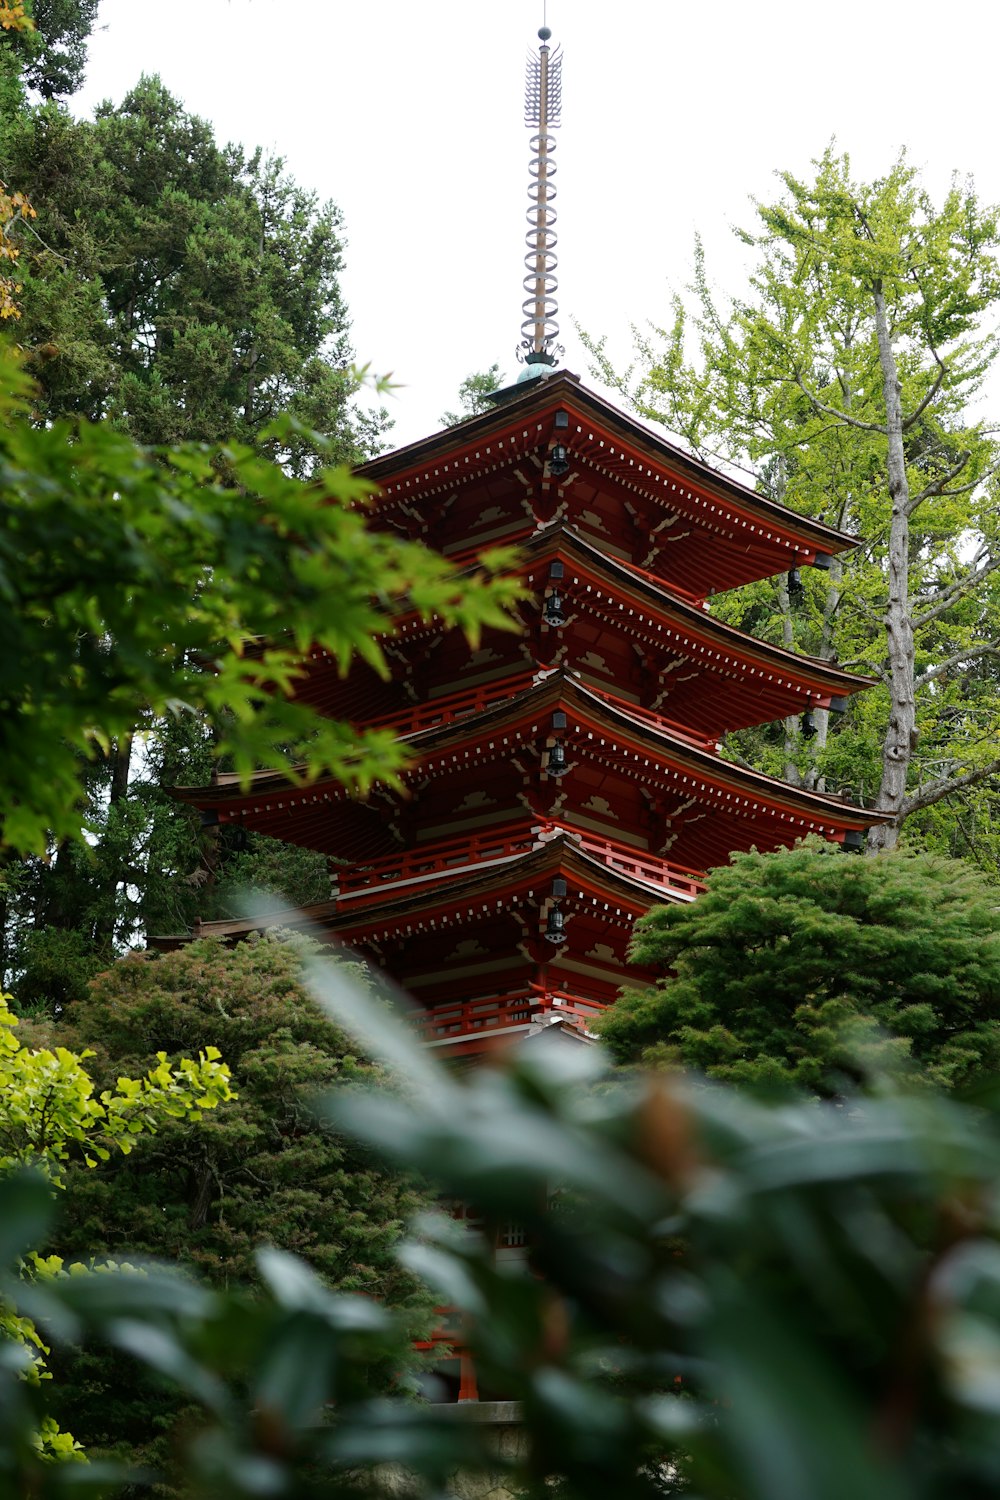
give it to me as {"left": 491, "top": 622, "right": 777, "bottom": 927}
{"left": 356, "top": 373, "right": 858, "bottom": 595}
{"left": 174, "top": 671, "right": 889, "bottom": 869}
{"left": 522, "top": 525, "right": 874, "bottom": 724}
{"left": 402, "top": 672, "right": 885, "bottom": 842}
{"left": 290, "top": 524, "right": 873, "bottom": 732}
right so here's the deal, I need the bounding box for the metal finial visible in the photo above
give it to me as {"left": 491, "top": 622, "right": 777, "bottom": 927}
{"left": 520, "top": 26, "right": 563, "bottom": 365}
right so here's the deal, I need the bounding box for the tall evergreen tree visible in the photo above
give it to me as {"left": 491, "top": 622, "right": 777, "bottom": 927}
{"left": 30, "top": 933, "right": 434, "bottom": 1483}
{"left": 599, "top": 840, "right": 1000, "bottom": 1095}
{"left": 0, "top": 74, "right": 385, "bottom": 465}
{"left": 0, "top": 73, "right": 398, "bottom": 991}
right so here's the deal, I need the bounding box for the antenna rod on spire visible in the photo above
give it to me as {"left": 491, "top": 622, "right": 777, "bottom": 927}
{"left": 521, "top": 24, "right": 563, "bottom": 365}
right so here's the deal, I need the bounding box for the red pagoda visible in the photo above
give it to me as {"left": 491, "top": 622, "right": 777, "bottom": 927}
{"left": 176, "top": 363, "right": 880, "bottom": 1053}
{"left": 174, "top": 28, "right": 883, "bottom": 1058}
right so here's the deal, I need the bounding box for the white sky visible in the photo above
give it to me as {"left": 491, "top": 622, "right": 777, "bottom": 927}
{"left": 76, "top": 0, "right": 1000, "bottom": 449}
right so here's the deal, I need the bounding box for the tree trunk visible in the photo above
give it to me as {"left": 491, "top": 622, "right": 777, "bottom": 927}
{"left": 868, "top": 282, "right": 915, "bottom": 852}
{"left": 775, "top": 573, "right": 803, "bottom": 785}
{"left": 189, "top": 1163, "right": 215, "bottom": 1230}
{"left": 109, "top": 730, "right": 133, "bottom": 808}
{"left": 93, "top": 731, "right": 134, "bottom": 952}
{"left": 0, "top": 853, "right": 11, "bottom": 992}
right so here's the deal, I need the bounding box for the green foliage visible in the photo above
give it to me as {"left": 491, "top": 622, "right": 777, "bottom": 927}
{"left": 0, "top": 75, "right": 384, "bottom": 465}
{"left": 48, "top": 935, "right": 430, "bottom": 1306}
{"left": 599, "top": 840, "right": 1000, "bottom": 1094}
{"left": 2, "top": 0, "right": 98, "bottom": 98}
{"left": 583, "top": 149, "right": 1000, "bottom": 852}
{"left": 440, "top": 363, "right": 503, "bottom": 427}
{"left": 0, "top": 990, "right": 232, "bottom": 1186}
{"left": 0, "top": 985, "right": 231, "bottom": 1474}
{"left": 9, "top": 924, "right": 103, "bottom": 1018}
{"left": 0, "top": 344, "right": 523, "bottom": 857}
{"left": 2, "top": 712, "right": 334, "bottom": 1001}
{"left": 13, "top": 960, "right": 1000, "bottom": 1496}
{"left": 126, "top": 722, "right": 333, "bottom": 941}
{"left": 29, "top": 935, "right": 433, "bottom": 1483}
{"left": 0, "top": 996, "right": 232, "bottom": 1194}
{"left": 208, "top": 835, "right": 332, "bottom": 918}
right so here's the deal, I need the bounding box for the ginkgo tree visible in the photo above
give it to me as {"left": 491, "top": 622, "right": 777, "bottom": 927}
{"left": 0, "top": 997, "right": 233, "bottom": 1183}
{"left": 585, "top": 150, "right": 1000, "bottom": 855}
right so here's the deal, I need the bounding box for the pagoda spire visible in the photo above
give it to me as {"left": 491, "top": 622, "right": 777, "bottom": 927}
{"left": 520, "top": 17, "right": 563, "bottom": 367}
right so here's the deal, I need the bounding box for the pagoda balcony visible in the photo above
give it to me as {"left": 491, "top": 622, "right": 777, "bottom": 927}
{"left": 419, "top": 987, "right": 607, "bottom": 1046}
{"left": 360, "top": 674, "right": 720, "bottom": 753}
{"left": 333, "top": 820, "right": 706, "bottom": 907}
{"left": 588, "top": 688, "right": 721, "bottom": 751}
{"left": 361, "top": 673, "right": 536, "bottom": 736}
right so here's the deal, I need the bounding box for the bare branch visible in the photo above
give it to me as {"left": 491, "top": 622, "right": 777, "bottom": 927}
{"left": 914, "top": 554, "right": 1000, "bottom": 629}
{"left": 902, "top": 757, "right": 1000, "bottom": 818}
{"left": 791, "top": 372, "right": 887, "bottom": 434}
{"left": 839, "top": 654, "right": 887, "bottom": 680}
{"left": 904, "top": 450, "right": 971, "bottom": 515}
{"left": 915, "top": 642, "right": 1000, "bottom": 691}
{"left": 902, "top": 352, "right": 946, "bottom": 433}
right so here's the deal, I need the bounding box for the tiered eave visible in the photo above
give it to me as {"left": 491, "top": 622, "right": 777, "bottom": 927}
{"left": 175, "top": 374, "right": 888, "bottom": 1054}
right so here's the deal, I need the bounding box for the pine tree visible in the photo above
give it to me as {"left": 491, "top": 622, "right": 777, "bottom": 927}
{"left": 1, "top": 74, "right": 385, "bottom": 465}
{"left": 599, "top": 840, "right": 1000, "bottom": 1095}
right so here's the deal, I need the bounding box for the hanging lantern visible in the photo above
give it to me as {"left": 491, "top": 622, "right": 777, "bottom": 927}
{"left": 549, "top": 443, "right": 570, "bottom": 476}
{"left": 544, "top": 906, "right": 566, "bottom": 943}
{"left": 544, "top": 877, "right": 569, "bottom": 944}
{"left": 547, "top": 740, "right": 568, "bottom": 776}
{"left": 543, "top": 589, "right": 566, "bottom": 627}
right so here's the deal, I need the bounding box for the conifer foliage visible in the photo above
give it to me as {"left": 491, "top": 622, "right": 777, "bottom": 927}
{"left": 1, "top": 74, "right": 383, "bottom": 466}
{"left": 599, "top": 840, "right": 1000, "bottom": 1095}
{"left": 51, "top": 935, "right": 430, "bottom": 1305}
{"left": 32, "top": 935, "right": 434, "bottom": 1480}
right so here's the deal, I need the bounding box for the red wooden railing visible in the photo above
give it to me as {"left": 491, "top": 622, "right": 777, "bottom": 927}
{"left": 335, "top": 821, "right": 705, "bottom": 905}
{"left": 336, "top": 822, "right": 535, "bottom": 898}
{"left": 572, "top": 829, "right": 705, "bottom": 896}
{"left": 589, "top": 686, "right": 720, "bottom": 751}
{"left": 361, "top": 673, "right": 534, "bottom": 736}
{"left": 419, "top": 987, "right": 608, "bottom": 1042}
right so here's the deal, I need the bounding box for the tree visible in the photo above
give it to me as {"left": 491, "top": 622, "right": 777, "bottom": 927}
{"left": 597, "top": 839, "right": 1000, "bottom": 1095}
{"left": 31, "top": 934, "right": 434, "bottom": 1481}
{"left": 0, "top": 342, "right": 521, "bottom": 991}
{"left": 0, "top": 985, "right": 231, "bottom": 1469}
{"left": 0, "top": 993, "right": 232, "bottom": 1186}
{"left": 585, "top": 151, "right": 1000, "bottom": 855}
{"left": 0, "top": 74, "right": 385, "bottom": 465}
{"left": 440, "top": 363, "right": 503, "bottom": 426}
{"left": 2, "top": 0, "right": 98, "bottom": 99}
{"left": 0, "top": 73, "right": 416, "bottom": 992}
{"left": 48, "top": 935, "right": 431, "bottom": 1305}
